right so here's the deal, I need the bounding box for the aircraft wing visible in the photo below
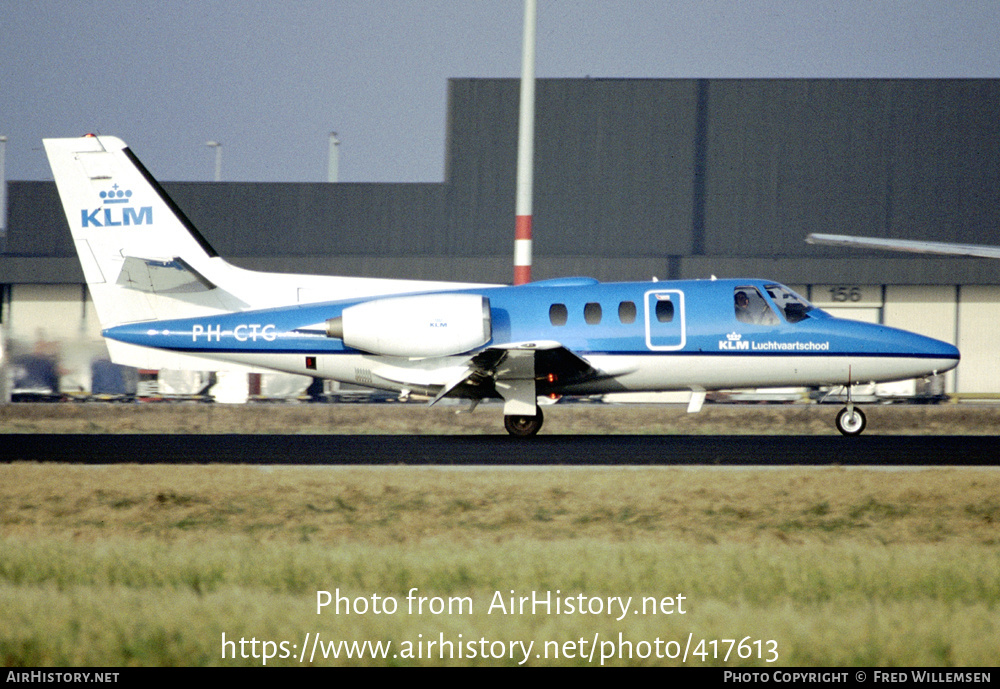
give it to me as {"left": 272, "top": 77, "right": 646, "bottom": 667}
{"left": 429, "top": 341, "right": 599, "bottom": 405}
{"left": 503, "top": 341, "right": 598, "bottom": 383}
{"left": 806, "top": 233, "right": 1000, "bottom": 259}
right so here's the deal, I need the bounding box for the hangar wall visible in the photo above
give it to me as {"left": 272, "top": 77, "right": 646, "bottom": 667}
{"left": 701, "top": 80, "right": 1000, "bottom": 257}
{"left": 442, "top": 78, "right": 1000, "bottom": 283}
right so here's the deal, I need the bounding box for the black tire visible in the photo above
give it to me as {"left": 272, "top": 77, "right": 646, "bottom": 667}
{"left": 504, "top": 409, "right": 544, "bottom": 437}
{"left": 835, "top": 407, "right": 867, "bottom": 436}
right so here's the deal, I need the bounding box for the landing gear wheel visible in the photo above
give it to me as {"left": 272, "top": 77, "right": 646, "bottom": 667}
{"left": 504, "top": 409, "right": 544, "bottom": 437}
{"left": 835, "top": 407, "right": 867, "bottom": 436}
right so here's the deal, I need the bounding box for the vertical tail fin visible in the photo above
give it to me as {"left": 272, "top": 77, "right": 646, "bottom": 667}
{"left": 44, "top": 135, "right": 497, "bottom": 371}
{"left": 43, "top": 135, "right": 246, "bottom": 330}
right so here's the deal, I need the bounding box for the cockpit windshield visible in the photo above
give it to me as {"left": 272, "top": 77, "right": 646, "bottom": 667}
{"left": 765, "top": 284, "right": 816, "bottom": 323}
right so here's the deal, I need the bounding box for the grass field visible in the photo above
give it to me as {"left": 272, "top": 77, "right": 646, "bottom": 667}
{"left": 2, "top": 457, "right": 999, "bottom": 666}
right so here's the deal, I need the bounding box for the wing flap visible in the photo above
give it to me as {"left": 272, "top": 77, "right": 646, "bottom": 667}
{"left": 428, "top": 341, "right": 599, "bottom": 405}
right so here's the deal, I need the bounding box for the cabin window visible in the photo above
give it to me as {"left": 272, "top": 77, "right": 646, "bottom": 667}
{"left": 584, "top": 302, "right": 603, "bottom": 325}
{"left": 655, "top": 298, "right": 674, "bottom": 323}
{"left": 549, "top": 303, "right": 568, "bottom": 326}
{"left": 618, "top": 301, "right": 637, "bottom": 324}
{"left": 734, "top": 287, "right": 779, "bottom": 325}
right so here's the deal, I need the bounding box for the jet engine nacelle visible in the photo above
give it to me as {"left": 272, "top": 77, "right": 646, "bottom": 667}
{"left": 326, "top": 293, "right": 491, "bottom": 357}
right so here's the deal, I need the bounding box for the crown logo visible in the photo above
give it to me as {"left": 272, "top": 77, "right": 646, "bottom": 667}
{"left": 726, "top": 332, "right": 742, "bottom": 341}
{"left": 100, "top": 184, "right": 132, "bottom": 204}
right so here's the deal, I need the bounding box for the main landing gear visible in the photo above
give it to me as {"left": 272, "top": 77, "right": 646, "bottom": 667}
{"left": 504, "top": 409, "right": 544, "bottom": 437}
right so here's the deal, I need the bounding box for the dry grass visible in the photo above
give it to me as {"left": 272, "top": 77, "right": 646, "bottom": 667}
{"left": 2, "top": 464, "right": 999, "bottom": 546}
{"left": 2, "top": 464, "right": 999, "bottom": 665}
{"left": 3, "top": 400, "right": 1000, "bottom": 435}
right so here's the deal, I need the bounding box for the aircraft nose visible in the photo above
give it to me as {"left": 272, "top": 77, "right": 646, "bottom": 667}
{"left": 906, "top": 330, "right": 960, "bottom": 371}
{"left": 942, "top": 340, "right": 960, "bottom": 360}
{"left": 832, "top": 319, "right": 960, "bottom": 375}
{"left": 914, "top": 330, "right": 959, "bottom": 358}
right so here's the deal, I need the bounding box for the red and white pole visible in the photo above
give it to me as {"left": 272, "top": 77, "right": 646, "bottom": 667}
{"left": 514, "top": 0, "right": 536, "bottom": 285}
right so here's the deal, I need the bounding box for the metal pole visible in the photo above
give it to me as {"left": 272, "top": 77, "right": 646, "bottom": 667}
{"left": 0, "top": 136, "right": 7, "bottom": 234}
{"left": 328, "top": 132, "right": 340, "bottom": 182}
{"left": 206, "top": 141, "right": 222, "bottom": 181}
{"left": 513, "top": 0, "right": 536, "bottom": 285}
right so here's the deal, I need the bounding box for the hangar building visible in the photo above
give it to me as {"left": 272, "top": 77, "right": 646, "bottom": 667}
{"left": 2, "top": 78, "right": 998, "bottom": 398}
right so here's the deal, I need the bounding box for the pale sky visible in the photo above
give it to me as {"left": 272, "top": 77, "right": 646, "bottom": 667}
{"left": 3, "top": 0, "right": 998, "bottom": 183}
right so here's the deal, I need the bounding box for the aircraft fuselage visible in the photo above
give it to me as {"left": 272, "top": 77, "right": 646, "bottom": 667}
{"left": 103, "top": 277, "right": 959, "bottom": 398}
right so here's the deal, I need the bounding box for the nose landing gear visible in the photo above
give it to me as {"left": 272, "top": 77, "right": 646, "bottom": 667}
{"left": 835, "top": 405, "right": 867, "bottom": 435}
{"left": 835, "top": 371, "right": 867, "bottom": 436}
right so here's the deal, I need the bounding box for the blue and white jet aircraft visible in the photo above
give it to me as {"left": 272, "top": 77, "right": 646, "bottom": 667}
{"left": 44, "top": 135, "right": 960, "bottom": 436}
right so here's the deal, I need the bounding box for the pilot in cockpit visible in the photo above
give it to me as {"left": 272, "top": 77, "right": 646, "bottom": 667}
{"left": 734, "top": 290, "right": 753, "bottom": 323}
{"left": 734, "top": 288, "right": 779, "bottom": 325}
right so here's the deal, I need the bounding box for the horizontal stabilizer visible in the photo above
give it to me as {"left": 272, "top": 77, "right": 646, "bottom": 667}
{"left": 117, "top": 257, "right": 218, "bottom": 294}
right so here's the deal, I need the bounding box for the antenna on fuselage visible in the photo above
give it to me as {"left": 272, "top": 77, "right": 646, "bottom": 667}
{"left": 513, "top": 0, "right": 536, "bottom": 285}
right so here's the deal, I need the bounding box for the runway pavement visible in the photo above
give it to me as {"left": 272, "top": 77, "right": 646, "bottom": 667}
{"left": 5, "top": 433, "right": 998, "bottom": 465}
